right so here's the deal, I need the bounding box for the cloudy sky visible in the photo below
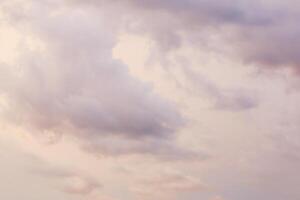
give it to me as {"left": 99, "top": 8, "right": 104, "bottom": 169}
{"left": 1, "top": 0, "right": 300, "bottom": 200}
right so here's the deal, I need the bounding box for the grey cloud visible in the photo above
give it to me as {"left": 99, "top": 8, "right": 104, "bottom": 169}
{"left": 213, "top": 90, "right": 258, "bottom": 111}
{"left": 0, "top": 0, "right": 191, "bottom": 163}
{"left": 83, "top": 137, "right": 208, "bottom": 161}
{"left": 236, "top": 22, "right": 300, "bottom": 69}
{"left": 0, "top": 0, "right": 182, "bottom": 140}
{"left": 68, "top": 0, "right": 265, "bottom": 112}
{"left": 133, "top": 0, "right": 299, "bottom": 70}
{"left": 76, "top": 0, "right": 274, "bottom": 26}
{"left": 72, "top": 0, "right": 300, "bottom": 71}
{"left": 181, "top": 66, "right": 258, "bottom": 111}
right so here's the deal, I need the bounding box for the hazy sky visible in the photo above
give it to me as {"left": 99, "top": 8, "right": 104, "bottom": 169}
{"left": 1, "top": 0, "right": 300, "bottom": 200}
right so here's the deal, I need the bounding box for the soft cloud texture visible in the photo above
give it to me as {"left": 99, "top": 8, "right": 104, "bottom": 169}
{"left": 34, "top": 167, "right": 101, "bottom": 195}
{"left": 0, "top": 0, "right": 184, "bottom": 155}
{"left": 132, "top": 171, "right": 205, "bottom": 200}
{"left": 1, "top": 0, "right": 300, "bottom": 200}
{"left": 83, "top": 137, "right": 207, "bottom": 161}
{"left": 74, "top": 0, "right": 300, "bottom": 71}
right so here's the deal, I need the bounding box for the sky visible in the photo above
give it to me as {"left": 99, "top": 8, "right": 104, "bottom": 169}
{"left": 0, "top": 0, "right": 300, "bottom": 200}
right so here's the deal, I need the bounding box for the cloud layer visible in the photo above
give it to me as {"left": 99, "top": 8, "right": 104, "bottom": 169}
{"left": 74, "top": 0, "right": 300, "bottom": 71}
{"left": 1, "top": 0, "right": 300, "bottom": 200}
{"left": 0, "top": 0, "right": 183, "bottom": 152}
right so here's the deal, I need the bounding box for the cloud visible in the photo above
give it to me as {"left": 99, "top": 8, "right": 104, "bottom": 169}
{"left": 210, "top": 196, "right": 225, "bottom": 200}
{"left": 132, "top": 171, "right": 206, "bottom": 200}
{"left": 66, "top": 0, "right": 262, "bottom": 112}
{"left": 62, "top": 175, "right": 100, "bottom": 195}
{"left": 180, "top": 66, "right": 258, "bottom": 111}
{"left": 83, "top": 137, "right": 207, "bottom": 161}
{"left": 71, "top": 0, "right": 300, "bottom": 72}
{"left": 0, "top": 0, "right": 184, "bottom": 159}
{"left": 1, "top": 1, "right": 300, "bottom": 200}
{"left": 33, "top": 166, "right": 101, "bottom": 195}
